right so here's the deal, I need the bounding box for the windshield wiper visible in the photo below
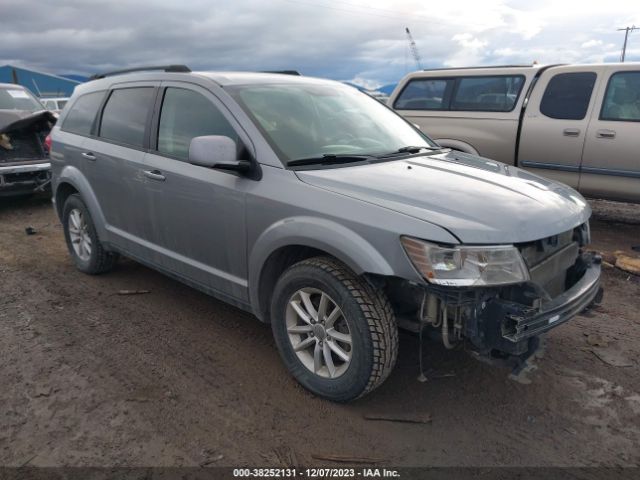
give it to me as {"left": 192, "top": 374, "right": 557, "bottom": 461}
{"left": 287, "top": 154, "right": 372, "bottom": 167}
{"left": 377, "top": 145, "right": 445, "bottom": 157}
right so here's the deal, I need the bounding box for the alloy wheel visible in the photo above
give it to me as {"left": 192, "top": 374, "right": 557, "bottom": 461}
{"left": 286, "top": 288, "right": 353, "bottom": 379}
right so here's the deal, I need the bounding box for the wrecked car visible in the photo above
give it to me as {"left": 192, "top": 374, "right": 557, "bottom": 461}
{"left": 0, "top": 83, "right": 56, "bottom": 196}
{"left": 50, "top": 66, "right": 603, "bottom": 402}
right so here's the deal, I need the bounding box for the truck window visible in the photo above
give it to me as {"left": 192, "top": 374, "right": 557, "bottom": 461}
{"left": 540, "top": 72, "right": 596, "bottom": 120}
{"left": 600, "top": 71, "right": 640, "bottom": 122}
{"left": 393, "top": 79, "right": 453, "bottom": 110}
{"left": 157, "top": 88, "right": 239, "bottom": 160}
{"left": 451, "top": 75, "right": 524, "bottom": 112}
{"left": 99, "top": 87, "right": 155, "bottom": 148}
{"left": 61, "top": 91, "right": 106, "bottom": 136}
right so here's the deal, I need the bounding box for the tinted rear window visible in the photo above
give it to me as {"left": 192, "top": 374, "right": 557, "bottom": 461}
{"left": 451, "top": 76, "right": 524, "bottom": 112}
{"left": 99, "top": 87, "right": 155, "bottom": 148}
{"left": 394, "top": 75, "right": 524, "bottom": 112}
{"left": 540, "top": 72, "right": 596, "bottom": 120}
{"left": 62, "top": 91, "right": 105, "bottom": 136}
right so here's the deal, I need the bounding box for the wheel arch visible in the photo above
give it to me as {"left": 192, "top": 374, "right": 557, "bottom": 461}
{"left": 54, "top": 166, "right": 108, "bottom": 240}
{"left": 249, "top": 217, "right": 395, "bottom": 322}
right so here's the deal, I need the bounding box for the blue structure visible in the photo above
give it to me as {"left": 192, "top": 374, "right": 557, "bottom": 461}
{"left": 0, "top": 65, "right": 82, "bottom": 98}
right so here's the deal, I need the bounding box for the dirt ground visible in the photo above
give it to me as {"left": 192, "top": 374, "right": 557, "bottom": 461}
{"left": 0, "top": 195, "right": 639, "bottom": 468}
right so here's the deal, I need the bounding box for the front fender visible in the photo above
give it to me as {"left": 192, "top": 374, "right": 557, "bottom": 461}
{"left": 248, "top": 216, "right": 394, "bottom": 317}
{"left": 54, "top": 165, "right": 108, "bottom": 241}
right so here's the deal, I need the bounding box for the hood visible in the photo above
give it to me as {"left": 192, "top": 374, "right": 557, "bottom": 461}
{"left": 0, "top": 110, "right": 56, "bottom": 134}
{"left": 295, "top": 151, "right": 591, "bottom": 244}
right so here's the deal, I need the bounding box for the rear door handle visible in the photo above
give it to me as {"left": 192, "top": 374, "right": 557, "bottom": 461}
{"left": 81, "top": 152, "right": 96, "bottom": 161}
{"left": 143, "top": 169, "right": 166, "bottom": 181}
{"left": 596, "top": 129, "right": 616, "bottom": 139}
{"left": 563, "top": 128, "right": 580, "bottom": 137}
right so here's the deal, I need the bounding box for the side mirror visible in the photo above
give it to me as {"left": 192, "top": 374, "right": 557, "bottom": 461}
{"left": 188, "top": 135, "right": 251, "bottom": 174}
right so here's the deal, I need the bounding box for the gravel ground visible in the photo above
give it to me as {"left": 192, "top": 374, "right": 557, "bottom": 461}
{"left": 0, "top": 195, "right": 639, "bottom": 468}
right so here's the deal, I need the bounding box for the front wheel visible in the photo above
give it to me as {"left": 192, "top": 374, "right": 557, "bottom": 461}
{"left": 271, "top": 257, "right": 398, "bottom": 402}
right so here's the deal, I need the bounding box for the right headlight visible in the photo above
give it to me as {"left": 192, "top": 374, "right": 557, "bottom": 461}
{"left": 400, "top": 236, "right": 530, "bottom": 287}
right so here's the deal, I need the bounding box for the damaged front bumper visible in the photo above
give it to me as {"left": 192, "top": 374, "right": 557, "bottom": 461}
{"left": 394, "top": 250, "right": 603, "bottom": 370}
{"left": 473, "top": 253, "right": 603, "bottom": 360}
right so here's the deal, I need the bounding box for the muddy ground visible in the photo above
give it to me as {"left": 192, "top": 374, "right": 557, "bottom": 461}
{"left": 0, "top": 196, "right": 639, "bottom": 468}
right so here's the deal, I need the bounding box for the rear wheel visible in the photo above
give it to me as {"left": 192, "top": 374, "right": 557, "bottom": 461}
{"left": 62, "top": 194, "right": 118, "bottom": 274}
{"left": 271, "top": 257, "right": 398, "bottom": 402}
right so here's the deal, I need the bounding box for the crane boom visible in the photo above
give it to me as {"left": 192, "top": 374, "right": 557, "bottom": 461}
{"left": 405, "top": 27, "right": 423, "bottom": 70}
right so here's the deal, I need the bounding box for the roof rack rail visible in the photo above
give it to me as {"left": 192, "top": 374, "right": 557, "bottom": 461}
{"left": 422, "top": 64, "right": 536, "bottom": 71}
{"left": 261, "top": 70, "right": 301, "bottom": 76}
{"left": 89, "top": 65, "right": 191, "bottom": 80}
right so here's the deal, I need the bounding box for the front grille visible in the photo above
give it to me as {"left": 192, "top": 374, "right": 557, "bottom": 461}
{"left": 0, "top": 130, "right": 46, "bottom": 164}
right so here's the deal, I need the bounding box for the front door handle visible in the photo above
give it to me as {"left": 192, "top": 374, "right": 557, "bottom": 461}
{"left": 596, "top": 129, "right": 616, "bottom": 139}
{"left": 81, "top": 152, "right": 96, "bottom": 161}
{"left": 563, "top": 128, "right": 580, "bottom": 137}
{"left": 143, "top": 169, "right": 166, "bottom": 182}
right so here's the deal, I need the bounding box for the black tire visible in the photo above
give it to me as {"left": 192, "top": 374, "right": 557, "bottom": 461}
{"left": 62, "top": 194, "right": 118, "bottom": 274}
{"left": 271, "top": 256, "right": 398, "bottom": 402}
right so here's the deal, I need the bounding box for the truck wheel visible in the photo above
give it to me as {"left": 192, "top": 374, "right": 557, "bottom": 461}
{"left": 271, "top": 256, "right": 398, "bottom": 402}
{"left": 62, "top": 194, "right": 118, "bottom": 274}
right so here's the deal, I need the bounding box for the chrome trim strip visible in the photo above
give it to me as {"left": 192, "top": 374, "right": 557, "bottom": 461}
{"left": 580, "top": 166, "right": 640, "bottom": 179}
{"left": 0, "top": 162, "right": 51, "bottom": 175}
{"left": 520, "top": 161, "right": 579, "bottom": 172}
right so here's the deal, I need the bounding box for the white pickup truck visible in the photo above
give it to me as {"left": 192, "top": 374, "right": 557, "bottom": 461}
{"left": 389, "top": 63, "right": 640, "bottom": 203}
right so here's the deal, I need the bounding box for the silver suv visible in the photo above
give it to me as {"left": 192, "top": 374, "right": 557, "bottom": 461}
{"left": 50, "top": 66, "right": 603, "bottom": 401}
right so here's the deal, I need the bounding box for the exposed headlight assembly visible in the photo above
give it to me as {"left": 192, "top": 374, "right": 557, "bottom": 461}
{"left": 401, "top": 236, "right": 530, "bottom": 287}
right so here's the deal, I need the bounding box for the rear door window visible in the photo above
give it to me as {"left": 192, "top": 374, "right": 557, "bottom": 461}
{"left": 61, "top": 91, "right": 106, "bottom": 136}
{"left": 99, "top": 87, "right": 155, "bottom": 148}
{"left": 157, "top": 87, "right": 239, "bottom": 160}
{"left": 540, "top": 72, "right": 597, "bottom": 120}
{"left": 394, "top": 79, "right": 453, "bottom": 110}
{"left": 600, "top": 71, "right": 640, "bottom": 121}
{"left": 451, "top": 76, "right": 524, "bottom": 112}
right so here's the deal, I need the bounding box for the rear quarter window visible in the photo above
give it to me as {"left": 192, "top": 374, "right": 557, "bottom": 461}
{"left": 540, "top": 72, "right": 597, "bottom": 120}
{"left": 61, "top": 91, "right": 106, "bottom": 136}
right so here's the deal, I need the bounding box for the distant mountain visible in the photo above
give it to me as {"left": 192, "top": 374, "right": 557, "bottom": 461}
{"left": 343, "top": 82, "right": 398, "bottom": 95}
{"left": 342, "top": 81, "right": 368, "bottom": 92}
{"left": 378, "top": 83, "right": 397, "bottom": 95}
{"left": 61, "top": 74, "right": 89, "bottom": 83}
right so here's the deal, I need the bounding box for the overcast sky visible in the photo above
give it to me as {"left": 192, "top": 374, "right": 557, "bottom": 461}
{"left": 1, "top": 0, "right": 639, "bottom": 88}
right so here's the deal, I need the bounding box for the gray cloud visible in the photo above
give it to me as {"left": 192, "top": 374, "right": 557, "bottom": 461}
{"left": 0, "top": 0, "right": 639, "bottom": 87}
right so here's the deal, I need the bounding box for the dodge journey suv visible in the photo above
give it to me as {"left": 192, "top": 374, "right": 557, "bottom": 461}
{"left": 50, "top": 66, "right": 602, "bottom": 402}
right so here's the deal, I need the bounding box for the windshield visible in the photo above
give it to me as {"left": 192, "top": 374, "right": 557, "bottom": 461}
{"left": 229, "top": 82, "right": 438, "bottom": 164}
{"left": 0, "top": 87, "right": 44, "bottom": 112}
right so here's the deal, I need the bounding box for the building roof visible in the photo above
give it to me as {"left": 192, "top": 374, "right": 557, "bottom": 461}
{"left": 0, "top": 65, "right": 82, "bottom": 98}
